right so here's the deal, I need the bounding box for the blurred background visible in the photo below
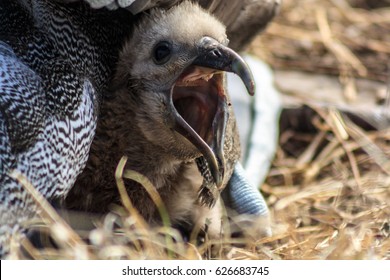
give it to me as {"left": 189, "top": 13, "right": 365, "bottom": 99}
{"left": 244, "top": 0, "right": 390, "bottom": 259}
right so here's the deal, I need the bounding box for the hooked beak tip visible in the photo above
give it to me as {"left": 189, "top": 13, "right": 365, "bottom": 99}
{"left": 194, "top": 37, "right": 256, "bottom": 97}
{"left": 230, "top": 56, "right": 255, "bottom": 96}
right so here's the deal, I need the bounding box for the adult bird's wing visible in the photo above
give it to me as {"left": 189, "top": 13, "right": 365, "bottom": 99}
{"left": 197, "top": 0, "right": 281, "bottom": 50}
{"left": 52, "top": 0, "right": 180, "bottom": 11}
{"left": 54, "top": 0, "right": 280, "bottom": 51}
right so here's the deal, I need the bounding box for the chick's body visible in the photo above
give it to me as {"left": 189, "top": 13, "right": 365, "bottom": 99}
{"left": 67, "top": 2, "right": 242, "bottom": 236}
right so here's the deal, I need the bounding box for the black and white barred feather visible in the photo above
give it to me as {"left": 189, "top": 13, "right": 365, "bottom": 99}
{"left": 0, "top": 0, "right": 132, "bottom": 256}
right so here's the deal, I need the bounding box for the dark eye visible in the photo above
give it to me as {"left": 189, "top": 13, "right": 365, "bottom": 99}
{"left": 153, "top": 41, "right": 172, "bottom": 65}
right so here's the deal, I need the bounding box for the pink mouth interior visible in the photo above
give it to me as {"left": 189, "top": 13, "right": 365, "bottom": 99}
{"left": 172, "top": 66, "right": 224, "bottom": 145}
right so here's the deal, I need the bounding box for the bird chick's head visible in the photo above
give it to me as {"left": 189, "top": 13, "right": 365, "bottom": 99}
{"left": 114, "top": 1, "right": 254, "bottom": 188}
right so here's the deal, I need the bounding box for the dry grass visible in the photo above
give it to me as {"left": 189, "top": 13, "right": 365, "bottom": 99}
{"left": 8, "top": 0, "right": 390, "bottom": 260}
{"left": 12, "top": 112, "right": 389, "bottom": 260}
{"left": 12, "top": 110, "right": 389, "bottom": 260}
{"left": 252, "top": 0, "right": 390, "bottom": 259}
{"left": 250, "top": 0, "right": 390, "bottom": 82}
{"left": 263, "top": 107, "right": 390, "bottom": 259}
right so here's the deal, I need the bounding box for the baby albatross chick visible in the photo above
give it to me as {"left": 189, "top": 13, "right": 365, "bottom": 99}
{"left": 67, "top": 1, "right": 263, "bottom": 239}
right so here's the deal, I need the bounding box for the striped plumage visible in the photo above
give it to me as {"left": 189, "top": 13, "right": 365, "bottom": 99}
{"left": 0, "top": 0, "right": 132, "bottom": 255}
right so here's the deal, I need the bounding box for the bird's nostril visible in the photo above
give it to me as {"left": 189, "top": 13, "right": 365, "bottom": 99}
{"left": 211, "top": 49, "right": 222, "bottom": 58}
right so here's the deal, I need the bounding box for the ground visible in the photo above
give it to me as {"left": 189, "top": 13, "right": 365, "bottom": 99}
{"left": 251, "top": 0, "right": 390, "bottom": 259}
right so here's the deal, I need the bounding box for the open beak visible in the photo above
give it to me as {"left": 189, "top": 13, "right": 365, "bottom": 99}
{"left": 169, "top": 37, "right": 255, "bottom": 189}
